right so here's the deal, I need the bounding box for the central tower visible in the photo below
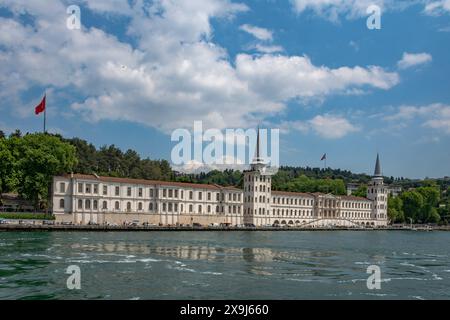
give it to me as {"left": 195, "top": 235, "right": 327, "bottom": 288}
{"left": 366, "top": 154, "right": 388, "bottom": 226}
{"left": 243, "top": 128, "right": 272, "bottom": 226}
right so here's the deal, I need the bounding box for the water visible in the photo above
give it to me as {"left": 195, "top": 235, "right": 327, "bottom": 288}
{"left": 0, "top": 231, "right": 449, "bottom": 300}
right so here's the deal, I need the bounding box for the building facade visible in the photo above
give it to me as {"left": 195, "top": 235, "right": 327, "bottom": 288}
{"left": 52, "top": 135, "right": 388, "bottom": 227}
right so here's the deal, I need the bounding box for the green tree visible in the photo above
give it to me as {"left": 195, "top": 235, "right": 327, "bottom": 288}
{"left": 352, "top": 185, "right": 367, "bottom": 198}
{"left": 401, "top": 191, "right": 424, "bottom": 223}
{"left": 388, "top": 195, "right": 404, "bottom": 223}
{"left": 0, "top": 138, "right": 17, "bottom": 197}
{"left": 15, "top": 134, "right": 77, "bottom": 210}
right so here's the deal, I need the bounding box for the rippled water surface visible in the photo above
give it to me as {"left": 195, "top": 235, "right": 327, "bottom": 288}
{"left": 1, "top": 231, "right": 449, "bottom": 300}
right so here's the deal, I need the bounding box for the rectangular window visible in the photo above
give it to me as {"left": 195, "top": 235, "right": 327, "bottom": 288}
{"left": 207, "top": 192, "right": 211, "bottom": 201}
{"left": 127, "top": 187, "right": 132, "bottom": 197}
{"left": 138, "top": 188, "right": 143, "bottom": 197}
{"left": 78, "top": 183, "right": 83, "bottom": 193}
{"left": 115, "top": 186, "right": 120, "bottom": 196}
{"left": 189, "top": 191, "right": 193, "bottom": 200}
{"left": 169, "top": 189, "right": 173, "bottom": 198}
{"left": 85, "top": 184, "right": 91, "bottom": 194}
{"left": 150, "top": 189, "right": 154, "bottom": 197}
{"left": 198, "top": 192, "right": 202, "bottom": 200}
{"left": 60, "top": 182, "right": 66, "bottom": 193}
{"left": 93, "top": 184, "right": 98, "bottom": 194}
{"left": 175, "top": 190, "right": 179, "bottom": 198}
{"left": 163, "top": 189, "right": 167, "bottom": 197}
{"left": 103, "top": 185, "right": 108, "bottom": 195}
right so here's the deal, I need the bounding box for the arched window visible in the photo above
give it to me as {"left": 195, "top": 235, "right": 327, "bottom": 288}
{"left": 115, "top": 201, "right": 120, "bottom": 210}
{"left": 93, "top": 200, "right": 98, "bottom": 210}
{"left": 59, "top": 199, "right": 65, "bottom": 209}
{"left": 103, "top": 201, "right": 108, "bottom": 210}
{"left": 78, "top": 199, "right": 83, "bottom": 210}
{"left": 85, "top": 199, "right": 91, "bottom": 210}
{"left": 138, "top": 202, "right": 143, "bottom": 211}
{"left": 127, "top": 202, "right": 132, "bottom": 212}
{"left": 149, "top": 203, "right": 153, "bottom": 211}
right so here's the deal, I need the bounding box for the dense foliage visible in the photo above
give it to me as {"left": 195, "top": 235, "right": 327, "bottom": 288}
{"left": 0, "top": 131, "right": 77, "bottom": 210}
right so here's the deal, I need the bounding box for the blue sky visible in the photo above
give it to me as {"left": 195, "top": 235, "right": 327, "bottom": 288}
{"left": 0, "top": 0, "right": 449, "bottom": 179}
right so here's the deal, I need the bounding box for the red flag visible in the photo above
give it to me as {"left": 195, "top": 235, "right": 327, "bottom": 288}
{"left": 35, "top": 95, "right": 46, "bottom": 115}
{"left": 321, "top": 153, "right": 327, "bottom": 161}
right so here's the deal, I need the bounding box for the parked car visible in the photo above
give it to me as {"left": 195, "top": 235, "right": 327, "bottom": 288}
{"left": 193, "top": 223, "right": 202, "bottom": 228}
{"left": 0, "top": 219, "right": 7, "bottom": 225}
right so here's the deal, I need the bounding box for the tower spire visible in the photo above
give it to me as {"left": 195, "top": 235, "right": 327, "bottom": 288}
{"left": 374, "top": 153, "right": 382, "bottom": 177}
{"left": 252, "top": 126, "right": 265, "bottom": 168}
{"left": 256, "top": 125, "right": 260, "bottom": 160}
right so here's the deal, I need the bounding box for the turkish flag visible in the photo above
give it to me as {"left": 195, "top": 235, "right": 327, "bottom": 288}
{"left": 35, "top": 95, "right": 46, "bottom": 115}
{"left": 321, "top": 153, "right": 327, "bottom": 161}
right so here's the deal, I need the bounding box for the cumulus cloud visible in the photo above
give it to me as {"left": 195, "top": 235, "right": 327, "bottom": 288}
{"left": 397, "top": 52, "right": 432, "bottom": 70}
{"left": 239, "top": 24, "right": 273, "bottom": 41}
{"left": 424, "top": 0, "right": 450, "bottom": 15}
{"left": 290, "top": 0, "right": 391, "bottom": 21}
{"left": 290, "top": 0, "right": 446, "bottom": 21}
{"left": 0, "top": 0, "right": 399, "bottom": 134}
{"left": 279, "top": 115, "right": 360, "bottom": 139}
{"left": 384, "top": 103, "right": 450, "bottom": 134}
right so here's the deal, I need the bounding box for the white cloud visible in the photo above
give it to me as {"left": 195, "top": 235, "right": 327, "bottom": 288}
{"left": 290, "top": 0, "right": 391, "bottom": 21}
{"left": 253, "top": 44, "right": 284, "bottom": 53}
{"left": 290, "top": 0, "right": 446, "bottom": 21}
{"left": 424, "top": 0, "right": 450, "bottom": 15}
{"left": 0, "top": 0, "right": 399, "bottom": 134}
{"left": 279, "top": 115, "right": 359, "bottom": 139}
{"left": 308, "top": 115, "right": 360, "bottom": 139}
{"left": 239, "top": 24, "right": 273, "bottom": 41}
{"left": 385, "top": 103, "right": 450, "bottom": 134}
{"left": 397, "top": 52, "right": 432, "bottom": 70}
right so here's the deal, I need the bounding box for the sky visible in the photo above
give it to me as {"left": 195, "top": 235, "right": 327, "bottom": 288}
{"left": 0, "top": 0, "right": 449, "bottom": 179}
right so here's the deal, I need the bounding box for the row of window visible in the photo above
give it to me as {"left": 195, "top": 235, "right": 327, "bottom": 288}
{"left": 273, "top": 197, "right": 313, "bottom": 206}
{"left": 244, "top": 208, "right": 314, "bottom": 217}
{"left": 70, "top": 198, "right": 242, "bottom": 214}
{"left": 341, "top": 211, "right": 372, "bottom": 219}
{"left": 245, "top": 175, "right": 271, "bottom": 183}
{"left": 342, "top": 201, "right": 372, "bottom": 209}
{"left": 66, "top": 182, "right": 241, "bottom": 202}
{"left": 245, "top": 185, "right": 271, "bottom": 193}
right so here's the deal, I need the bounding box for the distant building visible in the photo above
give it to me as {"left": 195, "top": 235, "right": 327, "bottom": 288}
{"left": 52, "top": 131, "right": 389, "bottom": 227}
{"left": 0, "top": 193, "right": 34, "bottom": 212}
{"left": 346, "top": 183, "right": 360, "bottom": 196}
{"left": 388, "top": 185, "right": 403, "bottom": 197}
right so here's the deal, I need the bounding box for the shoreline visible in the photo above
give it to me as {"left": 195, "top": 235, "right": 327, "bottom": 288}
{"left": 0, "top": 224, "right": 445, "bottom": 232}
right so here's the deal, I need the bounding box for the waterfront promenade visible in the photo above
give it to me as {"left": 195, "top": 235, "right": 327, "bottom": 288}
{"left": 0, "top": 223, "right": 442, "bottom": 232}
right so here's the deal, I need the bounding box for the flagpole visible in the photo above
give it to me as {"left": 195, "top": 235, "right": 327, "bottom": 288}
{"left": 44, "top": 106, "right": 46, "bottom": 133}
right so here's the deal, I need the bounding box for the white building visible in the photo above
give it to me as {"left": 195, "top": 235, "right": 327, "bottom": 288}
{"left": 52, "top": 132, "right": 388, "bottom": 227}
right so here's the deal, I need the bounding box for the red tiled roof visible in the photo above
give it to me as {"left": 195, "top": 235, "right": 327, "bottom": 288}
{"left": 341, "top": 195, "right": 370, "bottom": 201}
{"left": 60, "top": 174, "right": 242, "bottom": 191}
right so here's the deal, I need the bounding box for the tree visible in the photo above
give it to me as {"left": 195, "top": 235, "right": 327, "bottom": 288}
{"left": 401, "top": 191, "right": 424, "bottom": 223}
{"left": 352, "top": 185, "right": 367, "bottom": 198}
{"left": 0, "top": 130, "right": 5, "bottom": 139}
{"left": 15, "top": 134, "right": 77, "bottom": 210}
{"left": 388, "top": 195, "right": 404, "bottom": 223}
{"left": 0, "top": 138, "right": 16, "bottom": 197}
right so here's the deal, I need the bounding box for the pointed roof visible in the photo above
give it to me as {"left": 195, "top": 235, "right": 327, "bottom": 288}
{"left": 252, "top": 126, "right": 265, "bottom": 165}
{"left": 374, "top": 153, "right": 382, "bottom": 177}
